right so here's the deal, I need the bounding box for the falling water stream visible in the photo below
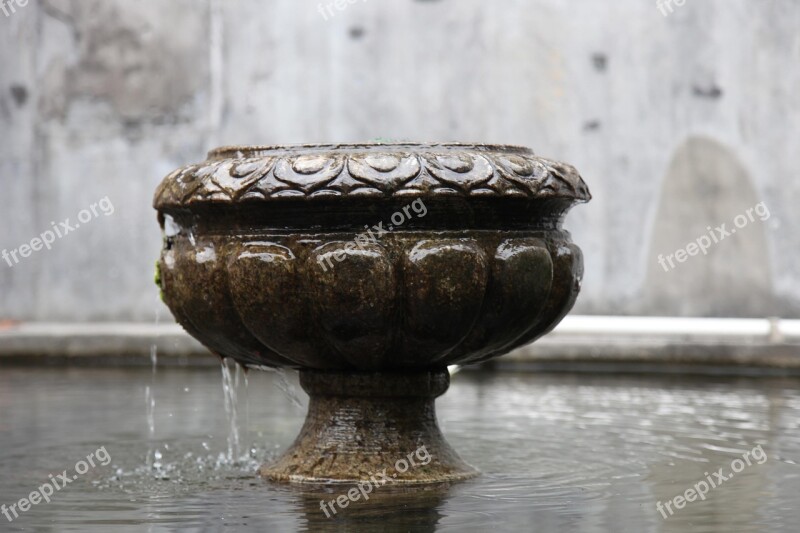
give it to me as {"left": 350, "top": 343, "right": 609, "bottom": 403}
{"left": 263, "top": 367, "right": 304, "bottom": 409}
{"left": 220, "top": 358, "right": 242, "bottom": 463}
{"left": 145, "top": 307, "right": 159, "bottom": 469}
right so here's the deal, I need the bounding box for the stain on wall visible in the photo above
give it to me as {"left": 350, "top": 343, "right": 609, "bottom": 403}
{"left": 644, "top": 136, "right": 774, "bottom": 316}
{"left": 39, "top": 0, "right": 208, "bottom": 124}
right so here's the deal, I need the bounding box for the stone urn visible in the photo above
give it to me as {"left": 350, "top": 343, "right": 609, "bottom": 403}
{"left": 153, "top": 142, "right": 590, "bottom": 484}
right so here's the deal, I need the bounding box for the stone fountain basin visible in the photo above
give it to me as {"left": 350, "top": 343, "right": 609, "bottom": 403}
{"left": 153, "top": 142, "right": 590, "bottom": 483}
{"left": 154, "top": 143, "right": 589, "bottom": 372}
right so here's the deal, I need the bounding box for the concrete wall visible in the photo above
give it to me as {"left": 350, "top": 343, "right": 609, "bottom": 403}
{"left": 1, "top": 0, "right": 798, "bottom": 322}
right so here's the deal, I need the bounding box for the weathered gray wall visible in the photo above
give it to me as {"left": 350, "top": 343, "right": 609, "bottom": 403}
{"left": 1, "top": 0, "right": 798, "bottom": 321}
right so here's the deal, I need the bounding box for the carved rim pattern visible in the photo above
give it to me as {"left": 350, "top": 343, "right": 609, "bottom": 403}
{"left": 153, "top": 143, "right": 591, "bottom": 208}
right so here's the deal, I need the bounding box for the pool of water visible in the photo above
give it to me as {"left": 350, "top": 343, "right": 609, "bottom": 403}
{"left": 1, "top": 366, "right": 799, "bottom": 532}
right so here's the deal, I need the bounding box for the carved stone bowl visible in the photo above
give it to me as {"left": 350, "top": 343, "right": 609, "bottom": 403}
{"left": 154, "top": 143, "right": 590, "bottom": 484}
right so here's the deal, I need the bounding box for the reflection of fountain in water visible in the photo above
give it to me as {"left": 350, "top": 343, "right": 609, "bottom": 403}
{"left": 296, "top": 484, "right": 450, "bottom": 533}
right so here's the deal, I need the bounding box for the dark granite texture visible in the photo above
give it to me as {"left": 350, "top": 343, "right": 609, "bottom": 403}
{"left": 154, "top": 143, "right": 589, "bottom": 483}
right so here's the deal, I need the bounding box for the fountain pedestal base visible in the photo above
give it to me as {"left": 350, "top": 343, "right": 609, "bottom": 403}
{"left": 259, "top": 369, "right": 478, "bottom": 484}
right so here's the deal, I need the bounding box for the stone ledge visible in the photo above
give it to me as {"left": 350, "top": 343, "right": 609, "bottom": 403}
{"left": 2, "top": 316, "right": 800, "bottom": 373}
{"left": 0, "top": 322, "right": 212, "bottom": 366}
